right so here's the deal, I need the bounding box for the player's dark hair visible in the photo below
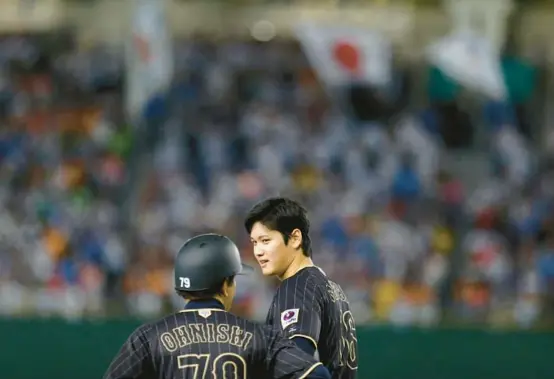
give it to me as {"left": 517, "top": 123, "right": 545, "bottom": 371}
{"left": 244, "top": 197, "right": 312, "bottom": 257}
{"left": 177, "top": 276, "right": 235, "bottom": 300}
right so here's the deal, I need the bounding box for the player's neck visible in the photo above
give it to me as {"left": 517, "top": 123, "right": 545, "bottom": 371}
{"left": 279, "top": 254, "right": 314, "bottom": 281}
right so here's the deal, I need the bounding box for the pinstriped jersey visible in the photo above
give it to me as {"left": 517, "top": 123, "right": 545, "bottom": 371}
{"left": 266, "top": 267, "right": 358, "bottom": 379}
{"left": 103, "top": 299, "right": 322, "bottom": 379}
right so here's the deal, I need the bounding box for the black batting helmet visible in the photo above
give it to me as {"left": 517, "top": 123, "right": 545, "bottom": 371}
{"left": 174, "top": 233, "right": 252, "bottom": 292}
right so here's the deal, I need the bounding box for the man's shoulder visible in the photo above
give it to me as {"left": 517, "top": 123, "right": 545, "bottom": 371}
{"left": 278, "top": 266, "right": 328, "bottom": 291}
{"left": 233, "top": 314, "right": 266, "bottom": 333}
{"left": 142, "top": 312, "right": 182, "bottom": 334}
{"left": 270, "top": 267, "right": 334, "bottom": 310}
{"left": 323, "top": 279, "right": 351, "bottom": 305}
{"left": 120, "top": 319, "right": 160, "bottom": 348}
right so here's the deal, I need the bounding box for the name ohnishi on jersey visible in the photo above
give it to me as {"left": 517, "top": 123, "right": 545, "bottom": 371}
{"left": 160, "top": 324, "right": 253, "bottom": 352}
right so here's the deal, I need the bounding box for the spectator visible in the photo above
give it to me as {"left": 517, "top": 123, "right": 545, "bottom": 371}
{"left": 0, "top": 34, "right": 551, "bottom": 331}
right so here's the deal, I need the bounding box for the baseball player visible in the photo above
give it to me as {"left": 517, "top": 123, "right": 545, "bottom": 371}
{"left": 245, "top": 197, "right": 358, "bottom": 379}
{"left": 103, "top": 233, "right": 331, "bottom": 379}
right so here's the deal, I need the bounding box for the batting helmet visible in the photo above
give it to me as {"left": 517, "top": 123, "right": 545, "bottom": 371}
{"left": 174, "top": 233, "right": 252, "bottom": 292}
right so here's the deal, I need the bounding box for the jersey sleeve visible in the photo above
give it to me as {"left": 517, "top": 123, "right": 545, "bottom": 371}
{"left": 103, "top": 325, "right": 155, "bottom": 379}
{"left": 267, "top": 275, "right": 322, "bottom": 348}
{"left": 262, "top": 326, "right": 323, "bottom": 379}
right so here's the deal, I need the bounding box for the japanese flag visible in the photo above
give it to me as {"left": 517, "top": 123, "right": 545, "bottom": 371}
{"left": 295, "top": 22, "right": 392, "bottom": 88}
{"left": 427, "top": 31, "right": 507, "bottom": 100}
{"left": 125, "top": 0, "right": 173, "bottom": 124}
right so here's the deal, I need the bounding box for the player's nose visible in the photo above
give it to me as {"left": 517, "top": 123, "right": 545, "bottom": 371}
{"left": 253, "top": 246, "right": 265, "bottom": 258}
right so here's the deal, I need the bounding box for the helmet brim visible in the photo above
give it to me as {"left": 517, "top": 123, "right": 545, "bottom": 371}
{"left": 237, "top": 263, "right": 254, "bottom": 275}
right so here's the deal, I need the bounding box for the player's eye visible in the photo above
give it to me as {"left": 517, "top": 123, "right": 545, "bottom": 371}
{"left": 261, "top": 239, "right": 270, "bottom": 244}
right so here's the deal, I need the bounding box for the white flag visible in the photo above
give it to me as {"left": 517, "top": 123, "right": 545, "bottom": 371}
{"left": 125, "top": 0, "right": 173, "bottom": 124}
{"left": 295, "top": 22, "right": 392, "bottom": 88}
{"left": 427, "top": 31, "right": 506, "bottom": 99}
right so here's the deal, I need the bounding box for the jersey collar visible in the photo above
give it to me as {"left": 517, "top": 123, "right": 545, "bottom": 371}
{"left": 184, "top": 299, "right": 225, "bottom": 311}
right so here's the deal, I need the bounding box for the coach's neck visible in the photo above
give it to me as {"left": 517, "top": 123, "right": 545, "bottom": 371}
{"left": 279, "top": 253, "right": 314, "bottom": 281}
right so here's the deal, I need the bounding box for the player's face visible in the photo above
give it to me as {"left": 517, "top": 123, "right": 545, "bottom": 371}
{"left": 249, "top": 222, "right": 295, "bottom": 277}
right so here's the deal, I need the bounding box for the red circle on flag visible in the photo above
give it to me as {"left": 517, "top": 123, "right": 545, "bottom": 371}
{"left": 133, "top": 35, "right": 151, "bottom": 62}
{"left": 333, "top": 41, "right": 361, "bottom": 75}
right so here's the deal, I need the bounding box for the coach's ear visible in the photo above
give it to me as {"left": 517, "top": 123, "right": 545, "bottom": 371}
{"left": 289, "top": 229, "right": 302, "bottom": 250}
{"left": 221, "top": 278, "right": 232, "bottom": 297}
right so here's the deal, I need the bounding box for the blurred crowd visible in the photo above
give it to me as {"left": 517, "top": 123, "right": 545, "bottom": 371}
{"left": 0, "top": 34, "right": 553, "bottom": 328}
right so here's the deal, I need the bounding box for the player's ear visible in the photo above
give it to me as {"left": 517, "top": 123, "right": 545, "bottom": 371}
{"left": 221, "top": 277, "right": 235, "bottom": 297}
{"left": 221, "top": 281, "right": 230, "bottom": 297}
{"left": 289, "top": 229, "right": 302, "bottom": 250}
